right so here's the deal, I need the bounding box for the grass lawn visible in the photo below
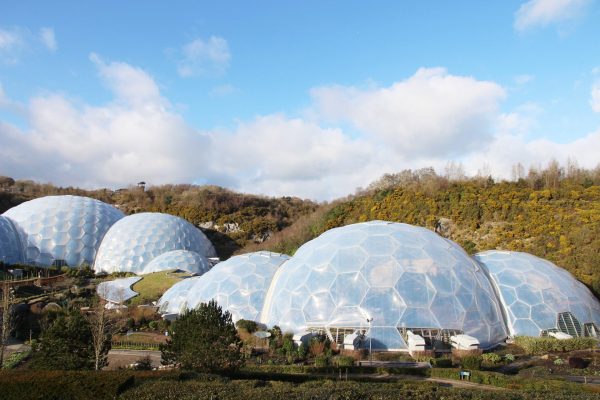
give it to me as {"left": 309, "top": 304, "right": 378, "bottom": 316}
{"left": 128, "top": 270, "right": 192, "bottom": 305}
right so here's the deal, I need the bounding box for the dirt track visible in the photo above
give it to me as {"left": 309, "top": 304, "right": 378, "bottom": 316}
{"left": 106, "top": 349, "right": 162, "bottom": 370}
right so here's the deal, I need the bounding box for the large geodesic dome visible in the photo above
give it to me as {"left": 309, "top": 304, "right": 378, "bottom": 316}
{"left": 0, "top": 216, "right": 25, "bottom": 265}
{"left": 2, "top": 195, "right": 124, "bottom": 267}
{"left": 474, "top": 251, "right": 600, "bottom": 338}
{"left": 159, "top": 251, "right": 290, "bottom": 321}
{"left": 94, "top": 212, "right": 216, "bottom": 274}
{"left": 261, "top": 221, "right": 508, "bottom": 350}
{"left": 141, "top": 250, "right": 211, "bottom": 275}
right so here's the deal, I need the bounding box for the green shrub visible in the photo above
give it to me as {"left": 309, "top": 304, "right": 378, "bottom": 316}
{"left": 332, "top": 355, "right": 354, "bottom": 367}
{"left": 235, "top": 319, "right": 258, "bottom": 333}
{"left": 504, "top": 353, "right": 515, "bottom": 362}
{"left": 431, "top": 357, "right": 453, "bottom": 368}
{"left": 134, "top": 355, "right": 154, "bottom": 370}
{"left": 315, "top": 355, "right": 329, "bottom": 367}
{"left": 481, "top": 352, "right": 502, "bottom": 365}
{"left": 1, "top": 350, "right": 31, "bottom": 369}
{"left": 554, "top": 358, "right": 565, "bottom": 365}
{"left": 513, "top": 336, "right": 599, "bottom": 355}
{"left": 297, "top": 343, "right": 307, "bottom": 359}
{"left": 458, "top": 355, "right": 482, "bottom": 370}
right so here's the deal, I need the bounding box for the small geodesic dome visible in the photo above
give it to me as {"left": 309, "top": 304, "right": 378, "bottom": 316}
{"left": 260, "top": 221, "right": 508, "bottom": 350}
{"left": 0, "top": 215, "right": 25, "bottom": 265}
{"left": 93, "top": 212, "right": 216, "bottom": 274}
{"left": 474, "top": 250, "right": 600, "bottom": 337}
{"left": 141, "top": 249, "right": 211, "bottom": 275}
{"left": 158, "top": 251, "right": 289, "bottom": 321}
{"left": 2, "top": 195, "right": 124, "bottom": 267}
{"left": 157, "top": 277, "right": 198, "bottom": 316}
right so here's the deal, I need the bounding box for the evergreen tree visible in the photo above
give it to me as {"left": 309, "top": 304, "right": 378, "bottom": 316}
{"left": 160, "top": 300, "right": 243, "bottom": 372}
{"left": 30, "top": 309, "right": 97, "bottom": 370}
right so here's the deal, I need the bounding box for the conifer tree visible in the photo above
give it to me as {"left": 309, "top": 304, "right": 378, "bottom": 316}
{"left": 160, "top": 300, "right": 243, "bottom": 372}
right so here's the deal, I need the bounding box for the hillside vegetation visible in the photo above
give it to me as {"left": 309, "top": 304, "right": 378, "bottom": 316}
{"left": 3, "top": 161, "right": 600, "bottom": 296}
{"left": 251, "top": 163, "right": 600, "bottom": 297}
{"left": 0, "top": 178, "right": 317, "bottom": 258}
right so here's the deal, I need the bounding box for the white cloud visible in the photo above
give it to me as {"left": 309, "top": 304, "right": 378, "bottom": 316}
{"left": 514, "top": 0, "right": 590, "bottom": 31}
{"left": 591, "top": 81, "right": 600, "bottom": 112}
{"left": 311, "top": 68, "right": 505, "bottom": 158}
{"left": 0, "top": 56, "right": 211, "bottom": 188}
{"left": 177, "top": 36, "right": 230, "bottom": 77}
{"left": 40, "top": 27, "right": 57, "bottom": 51}
{"left": 210, "top": 115, "right": 381, "bottom": 199}
{"left": 0, "top": 27, "right": 24, "bottom": 64}
{"left": 3, "top": 61, "right": 600, "bottom": 201}
{"left": 90, "top": 53, "right": 163, "bottom": 106}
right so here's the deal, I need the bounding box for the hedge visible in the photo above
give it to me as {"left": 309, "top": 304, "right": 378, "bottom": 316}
{"left": 0, "top": 371, "right": 135, "bottom": 400}
{"left": 0, "top": 369, "right": 598, "bottom": 400}
{"left": 513, "top": 336, "right": 598, "bottom": 355}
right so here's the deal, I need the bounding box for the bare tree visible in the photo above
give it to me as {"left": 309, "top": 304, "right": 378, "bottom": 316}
{"left": 86, "top": 285, "right": 126, "bottom": 371}
{"left": 511, "top": 163, "right": 525, "bottom": 181}
{"left": 0, "top": 281, "right": 15, "bottom": 368}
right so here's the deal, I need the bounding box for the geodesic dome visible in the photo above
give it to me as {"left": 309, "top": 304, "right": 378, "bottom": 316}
{"left": 0, "top": 216, "right": 25, "bottom": 265}
{"left": 158, "top": 251, "right": 290, "bottom": 321}
{"left": 94, "top": 212, "right": 216, "bottom": 274}
{"left": 2, "top": 195, "right": 124, "bottom": 267}
{"left": 141, "top": 250, "right": 211, "bottom": 275}
{"left": 474, "top": 251, "right": 600, "bottom": 337}
{"left": 157, "top": 277, "right": 198, "bottom": 316}
{"left": 260, "top": 221, "right": 508, "bottom": 350}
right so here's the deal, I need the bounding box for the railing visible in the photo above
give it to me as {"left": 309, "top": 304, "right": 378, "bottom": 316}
{"left": 111, "top": 341, "right": 161, "bottom": 350}
{"left": 1, "top": 273, "right": 68, "bottom": 288}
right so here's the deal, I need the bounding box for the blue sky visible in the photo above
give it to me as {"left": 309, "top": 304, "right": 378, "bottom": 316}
{"left": 1, "top": 0, "right": 600, "bottom": 199}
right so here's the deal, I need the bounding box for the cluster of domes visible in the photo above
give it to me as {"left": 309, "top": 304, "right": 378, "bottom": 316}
{"left": 160, "top": 220, "right": 600, "bottom": 350}
{"left": 2, "top": 195, "right": 599, "bottom": 350}
{"left": 0, "top": 195, "right": 216, "bottom": 275}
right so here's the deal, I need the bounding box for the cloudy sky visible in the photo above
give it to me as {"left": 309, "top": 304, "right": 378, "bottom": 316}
{"left": 1, "top": 0, "right": 600, "bottom": 200}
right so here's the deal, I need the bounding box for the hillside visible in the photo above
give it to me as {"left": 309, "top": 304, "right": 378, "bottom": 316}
{"left": 0, "top": 177, "right": 317, "bottom": 258}
{"left": 249, "top": 165, "right": 600, "bottom": 297}
{"left": 3, "top": 163, "right": 600, "bottom": 297}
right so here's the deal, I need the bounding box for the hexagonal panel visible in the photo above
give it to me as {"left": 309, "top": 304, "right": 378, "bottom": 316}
{"left": 0, "top": 216, "right": 25, "bottom": 265}
{"left": 158, "top": 251, "right": 289, "bottom": 323}
{"left": 3, "top": 195, "right": 124, "bottom": 267}
{"left": 94, "top": 212, "right": 216, "bottom": 274}
{"left": 332, "top": 272, "right": 369, "bottom": 307}
{"left": 262, "top": 221, "right": 508, "bottom": 350}
{"left": 395, "top": 272, "right": 435, "bottom": 308}
{"left": 475, "top": 250, "right": 600, "bottom": 337}
{"left": 142, "top": 250, "right": 211, "bottom": 275}
{"left": 362, "top": 288, "right": 405, "bottom": 326}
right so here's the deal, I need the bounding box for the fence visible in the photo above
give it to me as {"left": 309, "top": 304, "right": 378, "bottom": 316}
{"left": 1, "top": 274, "right": 67, "bottom": 289}
{"left": 111, "top": 341, "right": 161, "bottom": 351}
